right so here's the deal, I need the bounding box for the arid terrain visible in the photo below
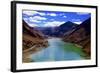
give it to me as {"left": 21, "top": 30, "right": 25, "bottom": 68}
{"left": 23, "top": 20, "right": 48, "bottom": 63}
{"left": 63, "top": 18, "right": 91, "bottom": 58}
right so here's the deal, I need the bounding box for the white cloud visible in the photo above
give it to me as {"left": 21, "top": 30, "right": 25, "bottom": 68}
{"left": 38, "top": 12, "right": 46, "bottom": 16}
{"left": 23, "top": 10, "right": 46, "bottom": 16}
{"left": 29, "top": 17, "right": 40, "bottom": 23}
{"left": 76, "top": 12, "right": 90, "bottom": 15}
{"left": 28, "top": 16, "right": 47, "bottom": 23}
{"left": 28, "top": 23, "right": 38, "bottom": 27}
{"left": 63, "top": 16, "right": 67, "bottom": 18}
{"left": 73, "top": 21, "right": 82, "bottom": 25}
{"left": 23, "top": 16, "right": 47, "bottom": 23}
{"left": 47, "top": 13, "right": 57, "bottom": 16}
{"left": 23, "top": 19, "right": 38, "bottom": 27}
{"left": 44, "top": 21, "right": 65, "bottom": 27}
{"left": 23, "top": 11, "right": 38, "bottom": 16}
{"left": 72, "top": 19, "right": 82, "bottom": 24}
{"left": 32, "top": 16, "right": 47, "bottom": 20}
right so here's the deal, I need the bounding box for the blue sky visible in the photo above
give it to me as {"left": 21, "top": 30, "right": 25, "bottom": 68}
{"left": 22, "top": 10, "right": 91, "bottom": 27}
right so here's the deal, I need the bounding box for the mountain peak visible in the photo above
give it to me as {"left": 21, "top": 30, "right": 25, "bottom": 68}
{"left": 60, "top": 21, "right": 77, "bottom": 28}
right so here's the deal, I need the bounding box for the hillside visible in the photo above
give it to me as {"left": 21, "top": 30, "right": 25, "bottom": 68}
{"left": 23, "top": 20, "right": 48, "bottom": 62}
{"left": 63, "top": 18, "right": 91, "bottom": 57}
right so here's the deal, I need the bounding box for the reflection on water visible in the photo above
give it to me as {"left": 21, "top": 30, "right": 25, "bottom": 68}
{"left": 31, "top": 38, "right": 85, "bottom": 62}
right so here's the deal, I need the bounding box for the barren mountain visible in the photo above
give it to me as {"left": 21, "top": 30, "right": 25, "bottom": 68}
{"left": 63, "top": 18, "right": 91, "bottom": 57}
{"left": 23, "top": 20, "right": 48, "bottom": 50}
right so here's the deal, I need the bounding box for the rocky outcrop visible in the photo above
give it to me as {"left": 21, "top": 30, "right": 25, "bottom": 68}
{"left": 63, "top": 18, "right": 91, "bottom": 57}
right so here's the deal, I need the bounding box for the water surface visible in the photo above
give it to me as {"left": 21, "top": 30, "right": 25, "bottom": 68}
{"left": 31, "top": 38, "right": 86, "bottom": 62}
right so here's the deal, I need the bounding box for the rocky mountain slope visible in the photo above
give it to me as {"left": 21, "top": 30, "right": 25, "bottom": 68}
{"left": 23, "top": 20, "right": 48, "bottom": 62}
{"left": 58, "top": 21, "right": 78, "bottom": 36}
{"left": 23, "top": 20, "right": 48, "bottom": 50}
{"left": 63, "top": 18, "right": 91, "bottom": 57}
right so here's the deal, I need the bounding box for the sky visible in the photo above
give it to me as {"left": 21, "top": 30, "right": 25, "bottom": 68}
{"left": 22, "top": 10, "right": 91, "bottom": 27}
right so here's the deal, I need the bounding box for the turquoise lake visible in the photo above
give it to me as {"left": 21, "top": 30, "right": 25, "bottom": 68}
{"left": 31, "top": 38, "right": 86, "bottom": 62}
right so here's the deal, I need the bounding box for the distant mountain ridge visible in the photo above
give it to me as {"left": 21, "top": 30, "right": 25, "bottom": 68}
{"left": 58, "top": 21, "right": 78, "bottom": 36}
{"left": 34, "top": 21, "right": 78, "bottom": 37}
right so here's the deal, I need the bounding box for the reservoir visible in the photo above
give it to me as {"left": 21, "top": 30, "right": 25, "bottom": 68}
{"left": 31, "top": 38, "right": 86, "bottom": 62}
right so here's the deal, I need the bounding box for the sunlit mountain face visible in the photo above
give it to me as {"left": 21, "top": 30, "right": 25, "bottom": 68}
{"left": 22, "top": 10, "right": 91, "bottom": 27}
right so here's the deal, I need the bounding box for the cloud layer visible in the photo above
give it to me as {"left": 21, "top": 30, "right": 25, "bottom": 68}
{"left": 44, "top": 21, "right": 65, "bottom": 27}
{"left": 23, "top": 10, "right": 90, "bottom": 27}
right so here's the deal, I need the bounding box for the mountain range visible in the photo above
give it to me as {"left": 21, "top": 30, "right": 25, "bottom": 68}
{"left": 34, "top": 21, "right": 78, "bottom": 37}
